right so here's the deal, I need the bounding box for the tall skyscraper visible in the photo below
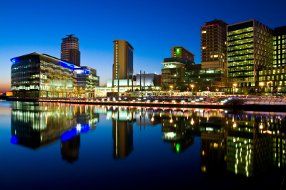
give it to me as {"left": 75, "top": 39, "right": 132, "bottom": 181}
{"left": 201, "top": 19, "right": 227, "bottom": 70}
{"left": 112, "top": 40, "right": 134, "bottom": 87}
{"left": 61, "top": 34, "right": 81, "bottom": 66}
{"left": 227, "top": 20, "right": 273, "bottom": 93}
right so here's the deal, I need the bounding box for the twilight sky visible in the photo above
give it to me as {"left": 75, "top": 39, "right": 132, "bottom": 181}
{"left": 1, "top": 0, "right": 286, "bottom": 92}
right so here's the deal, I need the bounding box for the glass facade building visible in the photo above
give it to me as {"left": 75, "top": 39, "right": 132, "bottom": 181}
{"left": 259, "top": 26, "right": 286, "bottom": 93}
{"left": 11, "top": 52, "right": 99, "bottom": 99}
{"left": 227, "top": 20, "right": 273, "bottom": 93}
{"left": 74, "top": 66, "right": 100, "bottom": 98}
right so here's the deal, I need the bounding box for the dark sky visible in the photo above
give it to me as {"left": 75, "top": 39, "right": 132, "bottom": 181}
{"left": 0, "top": 0, "right": 286, "bottom": 91}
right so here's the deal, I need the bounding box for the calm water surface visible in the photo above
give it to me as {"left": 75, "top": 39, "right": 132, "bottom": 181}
{"left": 0, "top": 101, "right": 285, "bottom": 190}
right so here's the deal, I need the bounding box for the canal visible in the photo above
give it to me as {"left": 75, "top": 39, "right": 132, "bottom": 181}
{"left": 0, "top": 101, "right": 285, "bottom": 189}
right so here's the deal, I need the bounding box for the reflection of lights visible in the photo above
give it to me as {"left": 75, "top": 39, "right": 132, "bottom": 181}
{"left": 169, "top": 118, "right": 173, "bottom": 123}
{"left": 151, "top": 117, "right": 154, "bottom": 122}
{"left": 233, "top": 122, "right": 237, "bottom": 128}
{"left": 259, "top": 123, "right": 264, "bottom": 130}
{"left": 76, "top": 124, "right": 81, "bottom": 132}
{"left": 201, "top": 166, "right": 207, "bottom": 173}
{"left": 190, "top": 118, "right": 194, "bottom": 125}
{"left": 175, "top": 143, "right": 181, "bottom": 153}
{"left": 164, "top": 132, "right": 176, "bottom": 140}
{"left": 10, "top": 136, "right": 19, "bottom": 144}
{"left": 202, "top": 150, "right": 205, "bottom": 156}
{"left": 213, "top": 143, "right": 218, "bottom": 148}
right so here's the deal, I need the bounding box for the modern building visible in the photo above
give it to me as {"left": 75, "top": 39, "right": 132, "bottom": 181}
{"left": 11, "top": 52, "right": 77, "bottom": 99}
{"left": 259, "top": 26, "right": 286, "bottom": 93}
{"left": 135, "top": 73, "right": 161, "bottom": 89}
{"left": 162, "top": 47, "right": 195, "bottom": 91}
{"left": 61, "top": 34, "right": 81, "bottom": 67}
{"left": 201, "top": 19, "right": 227, "bottom": 70}
{"left": 185, "top": 64, "right": 226, "bottom": 91}
{"left": 172, "top": 46, "right": 195, "bottom": 63}
{"left": 161, "top": 58, "right": 187, "bottom": 90}
{"left": 11, "top": 52, "right": 99, "bottom": 99}
{"left": 74, "top": 66, "right": 100, "bottom": 98}
{"left": 227, "top": 20, "right": 273, "bottom": 93}
{"left": 112, "top": 40, "right": 134, "bottom": 87}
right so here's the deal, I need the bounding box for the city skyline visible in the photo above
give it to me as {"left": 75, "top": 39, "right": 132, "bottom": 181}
{"left": 1, "top": 0, "right": 286, "bottom": 92}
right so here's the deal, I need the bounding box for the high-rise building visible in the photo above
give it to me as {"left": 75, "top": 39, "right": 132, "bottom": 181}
{"left": 259, "top": 26, "right": 286, "bottom": 93}
{"left": 112, "top": 40, "right": 134, "bottom": 86}
{"left": 201, "top": 19, "right": 227, "bottom": 70}
{"left": 61, "top": 34, "right": 81, "bottom": 67}
{"left": 172, "top": 46, "right": 195, "bottom": 63}
{"left": 162, "top": 47, "right": 194, "bottom": 90}
{"left": 227, "top": 20, "right": 273, "bottom": 93}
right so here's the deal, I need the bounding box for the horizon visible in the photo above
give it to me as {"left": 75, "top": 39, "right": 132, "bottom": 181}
{"left": 1, "top": 0, "right": 286, "bottom": 92}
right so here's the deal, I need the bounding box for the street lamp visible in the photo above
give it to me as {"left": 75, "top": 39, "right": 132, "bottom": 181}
{"left": 259, "top": 82, "right": 265, "bottom": 93}
{"left": 232, "top": 83, "right": 237, "bottom": 95}
{"left": 190, "top": 84, "right": 195, "bottom": 95}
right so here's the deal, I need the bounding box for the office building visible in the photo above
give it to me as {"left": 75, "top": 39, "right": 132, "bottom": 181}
{"left": 11, "top": 53, "right": 78, "bottom": 99}
{"left": 162, "top": 47, "right": 194, "bottom": 90}
{"left": 201, "top": 19, "right": 227, "bottom": 70}
{"left": 11, "top": 52, "right": 99, "bottom": 99}
{"left": 61, "top": 34, "right": 81, "bottom": 66}
{"left": 112, "top": 40, "right": 134, "bottom": 86}
{"left": 172, "top": 46, "right": 194, "bottom": 63}
{"left": 259, "top": 26, "right": 286, "bottom": 93}
{"left": 74, "top": 66, "right": 100, "bottom": 98}
{"left": 227, "top": 20, "right": 273, "bottom": 93}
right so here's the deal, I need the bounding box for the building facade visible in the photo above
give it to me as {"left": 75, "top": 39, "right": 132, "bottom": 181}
{"left": 11, "top": 53, "right": 77, "bottom": 99}
{"left": 61, "top": 34, "right": 81, "bottom": 67}
{"left": 74, "top": 66, "right": 100, "bottom": 98}
{"left": 201, "top": 19, "right": 227, "bottom": 70}
{"left": 112, "top": 40, "right": 134, "bottom": 86}
{"left": 259, "top": 26, "right": 286, "bottom": 93}
{"left": 227, "top": 20, "right": 273, "bottom": 93}
{"left": 11, "top": 53, "right": 99, "bottom": 99}
{"left": 172, "top": 46, "right": 194, "bottom": 63}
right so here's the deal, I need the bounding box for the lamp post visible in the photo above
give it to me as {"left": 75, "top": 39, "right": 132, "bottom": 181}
{"left": 190, "top": 84, "right": 195, "bottom": 95}
{"left": 267, "top": 81, "right": 272, "bottom": 94}
{"left": 259, "top": 82, "right": 265, "bottom": 94}
{"left": 232, "top": 83, "right": 237, "bottom": 95}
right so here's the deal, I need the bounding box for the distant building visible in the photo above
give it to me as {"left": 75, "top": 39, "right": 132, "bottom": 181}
{"left": 227, "top": 20, "right": 273, "bottom": 93}
{"left": 135, "top": 73, "right": 161, "bottom": 89}
{"left": 61, "top": 34, "right": 81, "bottom": 66}
{"left": 161, "top": 47, "right": 195, "bottom": 91}
{"left": 74, "top": 66, "right": 100, "bottom": 98}
{"left": 201, "top": 19, "right": 227, "bottom": 70}
{"left": 112, "top": 40, "right": 134, "bottom": 86}
{"left": 172, "top": 46, "right": 194, "bottom": 63}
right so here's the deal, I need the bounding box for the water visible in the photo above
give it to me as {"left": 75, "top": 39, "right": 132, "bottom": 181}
{"left": 0, "top": 100, "right": 285, "bottom": 190}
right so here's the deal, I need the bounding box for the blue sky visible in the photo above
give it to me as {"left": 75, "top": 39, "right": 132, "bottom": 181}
{"left": 1, "top": 0, "right": 286, "bottom": 91}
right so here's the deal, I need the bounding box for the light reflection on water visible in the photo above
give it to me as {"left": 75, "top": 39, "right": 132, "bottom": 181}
{"left": 1, "top": 101, "right": 286, "bottom": 189}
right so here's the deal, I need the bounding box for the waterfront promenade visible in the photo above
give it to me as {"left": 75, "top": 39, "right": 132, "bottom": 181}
{"left": 4, "top": 95, "right": 286, "bottom": 112}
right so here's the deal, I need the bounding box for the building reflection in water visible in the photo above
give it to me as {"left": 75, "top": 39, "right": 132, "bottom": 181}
{"left": 108, "top": 107, "right": 134, "bottom": 159}
{"left": 10, "top": 102, "right": 99, "bottom": 163}
{"left": 9, "top": 102, "right": 286, "bottom": 177}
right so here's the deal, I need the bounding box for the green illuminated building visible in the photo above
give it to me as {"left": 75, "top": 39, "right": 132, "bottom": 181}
{"left": 162, "top": 47, "right": 194, "bottom": 90}
{"left": 227, "top": 20, "right": 273, "bottom": 93}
